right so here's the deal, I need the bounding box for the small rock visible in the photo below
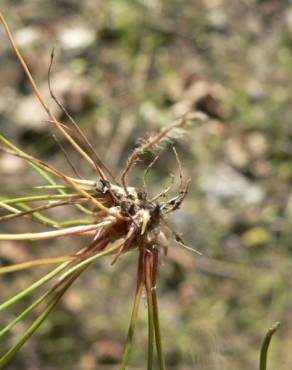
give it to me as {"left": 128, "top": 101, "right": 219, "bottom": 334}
{"left": 14, "top": 27, "right": 41, "bottom": 48}
{"left": 200, "top": 163, "right": 263, "bottom": 205}
{"left": 247, "top": 132, "right": 268, "bottom": 158}
{"left": 13, "top": 94, "right": 49, "bottom": 129}
{"left": 207, "top": 8, "right": 228, "bottom": 31}
{"left": 0, "top": 152, "right": 25, "bottom": 174}
{"left": 245, "top": 80, "right": 265, "bottom": 101}
{"left": 59, "top": 26, "right": 96, "bottom": 51}
{"left": 226, "top": 137, "right": 249, "bottom": 168}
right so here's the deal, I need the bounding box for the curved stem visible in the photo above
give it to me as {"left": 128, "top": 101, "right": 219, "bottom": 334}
{"left": 260, "top": 322, "right": 280, "bottom": 370}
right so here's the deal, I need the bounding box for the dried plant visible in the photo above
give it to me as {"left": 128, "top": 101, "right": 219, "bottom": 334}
{"left": 0, "top": 11, "right": 281, "bottom": 370}
{"left": 0, "top": 11, "right": 207, "bottom": 370}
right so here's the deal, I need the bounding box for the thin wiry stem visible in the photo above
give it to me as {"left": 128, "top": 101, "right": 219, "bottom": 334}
{"left": 0, "top": 135, "right": 91, "bottom": 214}
{"left": 0, "top": 197, "right": 91, "bottom": 225}
{"left": 172, "top": 145, "right": 183, "bottom": 189}
{"left": 0, "top": 198, "right": 91, "bottom": 227}
{"left": 5, "top": 202, "right": 93, "bottom": 227}
{"left": 48, "top": 50, "right": 117, "bottom": 183}
{"left": 0, "top": 136, "right": 64, "bottom": 180}
{"left": 26, "top": 150, "right": 93, "bottom": 216}
{"left": 150, "top": 174, "right": 175, "bottom": 202}
{"left": 119, "top": 249, "right": 144, "bottom": 370}
{"left": 0, "top": 199, "right": 85, "bottom": 222}
{"left": 120, "top": 112, "right": 206, "bottom": 191}
{"left": 259, "top": 322, "right": 280, "bottom": 370}
{"left": 142, "top": 155, "right": 159, "bottom": 194}
{"left": 51, "top": 133, "right": 83, "bottom": 179}
{"left": 0, "top": 137, "right": 93, "bottom": 216}
{"left": 0, "top": 194, "right": 82, "bottom": 204}
{"left": 0, "top": 201, "right": 56, "bottom": 227}
{"left": 0, "top": 11, "right": 101, "bottom": 174}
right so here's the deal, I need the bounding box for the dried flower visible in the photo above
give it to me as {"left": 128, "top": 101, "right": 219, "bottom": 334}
{"left": 0, "top": 11, "right": 205, "bottom": 369}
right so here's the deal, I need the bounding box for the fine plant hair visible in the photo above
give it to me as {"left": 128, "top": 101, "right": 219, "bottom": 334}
{"left": 0, "top": 11, "right": 280, "bottom": 370}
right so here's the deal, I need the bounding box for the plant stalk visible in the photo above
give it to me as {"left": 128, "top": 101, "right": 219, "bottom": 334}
{"left": 145, "top": 251, "right": 154, "bottom": 370}
{"left": 119, "top": 249, "right": 144, "bottom": 370}
{"left": 152, "top": 249, "right": 166, "bottom": 370}
{"left": 259, "top": 321, "right": 280, "bottom": 370}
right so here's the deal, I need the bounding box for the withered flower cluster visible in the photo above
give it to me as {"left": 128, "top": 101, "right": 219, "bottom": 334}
{"left": 0, "top": 11, "right": 206, "bottom": 369}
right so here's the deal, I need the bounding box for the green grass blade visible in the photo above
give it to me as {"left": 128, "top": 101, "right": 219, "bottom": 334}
{"left": 120, "top": 251, "right": 144, "bottom": 370}
{"left": 33, "top": 185, "right": 67, "bottom": 190}
{"left": 151, "top": 250, "right": 166, "bottom": 370}
{"left": 57, "top": 219, "right": 93, "bottom": 226}
{"left": 0, "top": 135, "right": 92, "bottom": 216}
{"left": 1, "top": 194, "right": 91, "bottom": 226}
{"left": 145, "top": 253, "right": 154, "bottom": 370}
{"left": 0, "top": 256, "right": 74, "bottom": 275}
{"left": 0, "top": 268, "right": 82, "bottom": 369}
{"left": 0, "top": 294, "right": 62, "bottom": 368}
{"left": 0, "top": 199, "right": 62, "bottom": 228}
{"left": 4, "top": 202, "right": 92, "bottom": 227}
{"left": 260, "top": 322, "right": 280, "bottom": 370}
{"left": 152, "top": 287, "right": 165, "bottom": 370}
{"left": 1, "top": 193, "right": 83, "bottom": 205}
{"left": 17, "top": 202, "right": 61, "bottom": 226}
{"left": 0, "top": 263, "right": 68, "bottom": 312}
{"left": 0, "top": 286, "right": 57, "bottom": 338}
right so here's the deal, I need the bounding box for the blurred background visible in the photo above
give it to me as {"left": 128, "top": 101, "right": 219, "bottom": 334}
{"left": 1, "top": 0, "right": 292, "bottom": 369}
